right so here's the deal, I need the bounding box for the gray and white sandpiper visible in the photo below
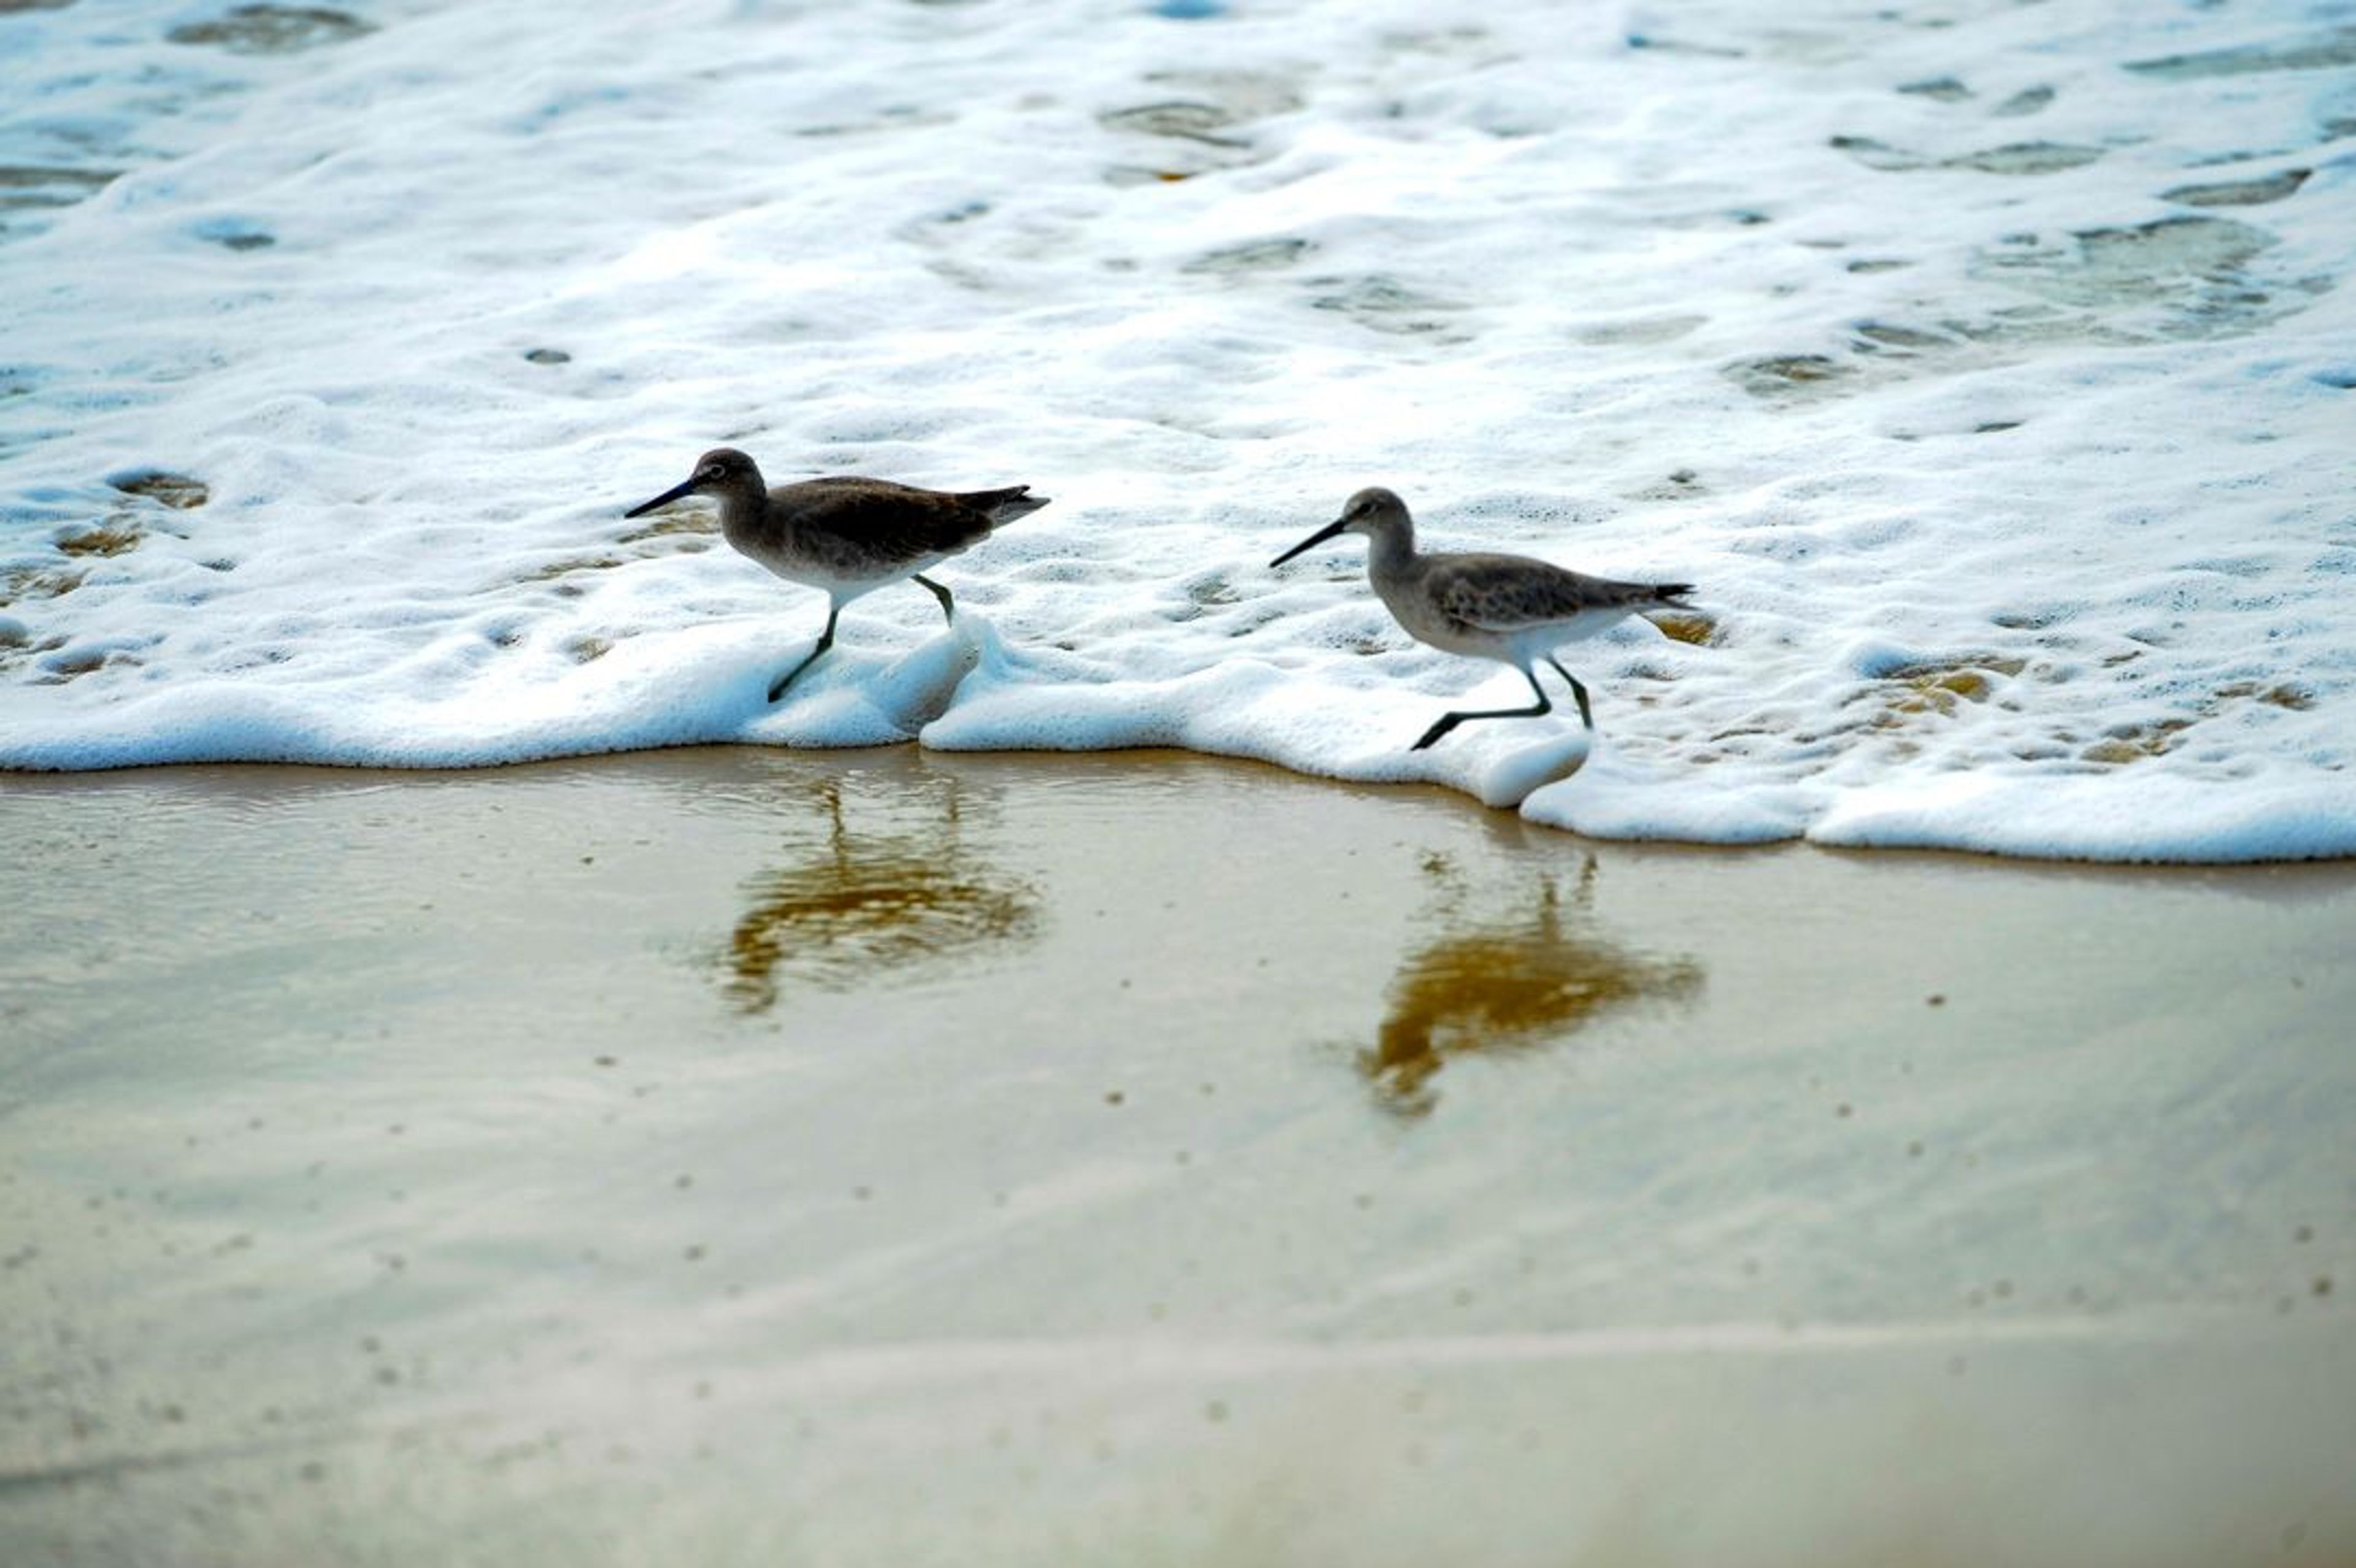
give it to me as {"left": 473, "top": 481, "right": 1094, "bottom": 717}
{"left": 1269, "top": 486, "right": 1693, "bottom": 750}
{"left": 625, "top": 447, "right": 1049, "bottom": 701}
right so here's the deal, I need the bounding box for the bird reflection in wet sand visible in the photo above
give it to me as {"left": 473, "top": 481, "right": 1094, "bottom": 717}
{"left": 722, "top": 774, "right": 1041, "bottom": 1013}
{"left": 1366, "top": 856, "right": 1703, "bottom": 1116}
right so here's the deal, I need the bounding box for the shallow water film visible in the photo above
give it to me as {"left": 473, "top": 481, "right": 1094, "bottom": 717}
{"left": 2, "top": 751, "right": 2352, "bottom": 1565}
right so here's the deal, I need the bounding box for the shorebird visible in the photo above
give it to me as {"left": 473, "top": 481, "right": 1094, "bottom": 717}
{"left": 624, "top": 447, "right": 1049, "bottom": 701}
{"left": 1269, "top": 487, "right": 1693, "bottom": 750}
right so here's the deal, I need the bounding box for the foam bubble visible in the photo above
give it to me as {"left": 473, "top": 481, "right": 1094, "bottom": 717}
{"left": 2, "top": 0, "right": 2351, "bottom": 860}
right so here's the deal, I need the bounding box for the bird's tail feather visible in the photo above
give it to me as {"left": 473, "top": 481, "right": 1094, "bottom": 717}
{"left": 963, "top": 486, "right": 1050, "bottom": 525}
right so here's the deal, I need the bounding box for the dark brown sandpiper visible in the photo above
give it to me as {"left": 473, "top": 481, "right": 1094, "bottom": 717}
{"left": 625, "top": 447, "right": 1049, "bottom": 701}
{"left": 1269, "top": 487, "right": 1693, "bottom": 750}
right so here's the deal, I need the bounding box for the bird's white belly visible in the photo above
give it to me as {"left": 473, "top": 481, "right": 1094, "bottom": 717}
{"left": 734, "top": 535, "right": 945, "bottom": 598}
{"left": 1382, "top": 590, "right": 1632, "bottom": 663}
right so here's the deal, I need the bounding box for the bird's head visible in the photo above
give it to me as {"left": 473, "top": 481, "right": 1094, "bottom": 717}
{"left": 624, "top": 447, "right": 760, "bottom": 518}
{"left": 1269, "top": 486, "right": 1412, "bottom": 567}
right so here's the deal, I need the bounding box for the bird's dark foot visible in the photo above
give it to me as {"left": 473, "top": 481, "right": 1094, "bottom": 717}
{"left": 767, "top": 650, "right": 827, "bottom": 702}
{"left": 914, "top": 574, "right": 956, "bottom": 626}
{"left": 768, "top": 614, "right": 839, "bottom": 702}
{"left": 1412, "top": 718, "right": 1457, "bottom": 751}
{"left": 1543, "top": 659, "right": 1597, "bottom": 731}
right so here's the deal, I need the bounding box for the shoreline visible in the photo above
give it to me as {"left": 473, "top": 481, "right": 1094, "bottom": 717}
{"left": 9, "top": 735, "right": 2356, "bottom": 870}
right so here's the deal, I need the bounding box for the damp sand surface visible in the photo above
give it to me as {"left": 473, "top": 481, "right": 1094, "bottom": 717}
{"left": 1, "top": 747, "right": 2352, "bottom": 1567}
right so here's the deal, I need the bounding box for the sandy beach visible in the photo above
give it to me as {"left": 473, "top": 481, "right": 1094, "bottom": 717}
{"left": 2, "top": 746, "right": 2351, "bottom": 1566}
{"left": 7, "top": 0, "right": 2354, "bottom": 1558}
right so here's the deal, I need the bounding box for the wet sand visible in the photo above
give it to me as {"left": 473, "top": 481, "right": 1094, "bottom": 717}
{"left": 2, "top": 747, "right": 2352, "bottom": 1567}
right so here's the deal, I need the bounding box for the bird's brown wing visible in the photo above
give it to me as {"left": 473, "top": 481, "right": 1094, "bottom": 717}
{"left": 1430, "top": 554, "right": 1690, "bottom": 632}
{"left": 1425, "top": 555, "right": 1612, "bottom": 631}
{"left": 780, "top": 477, "right": 1000, "bottom": 558}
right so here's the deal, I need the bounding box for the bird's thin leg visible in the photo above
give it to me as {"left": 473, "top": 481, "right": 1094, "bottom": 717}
{"left": 768, "top": 603, "right": 841, "bottom": 702}
{"left": 1544, "top": 656, "right": 1594, "bottom": 729}
{"left": 912, "top": 574, "right": 955, "bottom": 624}
{"left": 1412, "top": 669, "right": 1553, "bottom": 751}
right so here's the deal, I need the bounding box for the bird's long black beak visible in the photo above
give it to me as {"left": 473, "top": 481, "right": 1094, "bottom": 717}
{"left": 623, "top": 476, "right": 698, "bottom": 519}
{"left": 1269, "top": 517, "right": 1347, "bottom": 569}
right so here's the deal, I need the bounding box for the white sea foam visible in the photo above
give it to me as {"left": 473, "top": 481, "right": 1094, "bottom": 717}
{"left": 4, "top": 0, "right": 2354, "bottom": 860}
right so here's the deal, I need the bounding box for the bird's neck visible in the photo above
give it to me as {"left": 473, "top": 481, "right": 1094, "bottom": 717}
{"left": 714, "top": 480, "right": 772, "bottom": 541}
{"left": 1365, "top": 520, "right": 1415, "bottom": 579}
